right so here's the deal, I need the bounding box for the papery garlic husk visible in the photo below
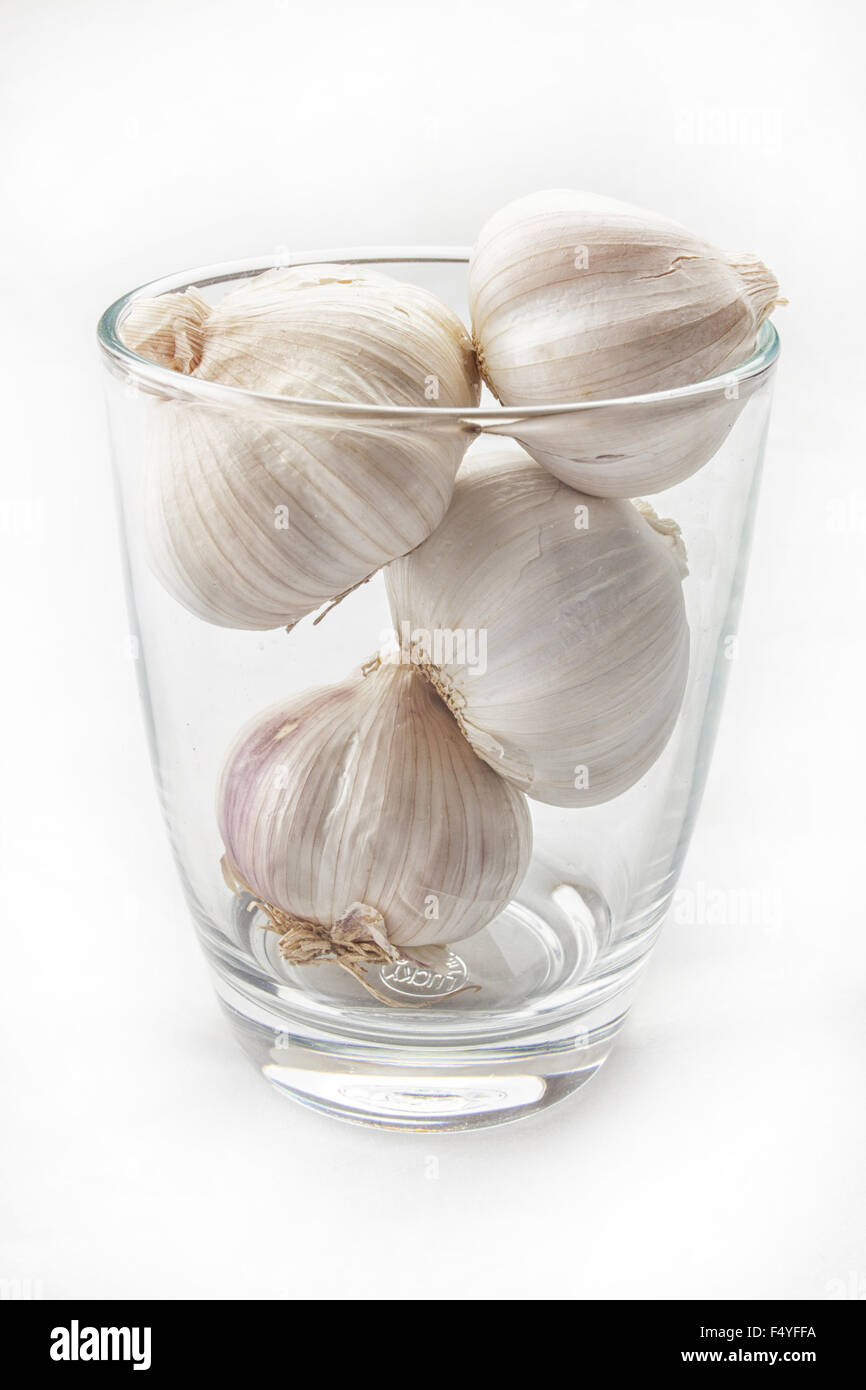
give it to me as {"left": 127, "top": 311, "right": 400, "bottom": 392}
{"left": 121, "top": 266, "right": 481, "bottom": 630}
{"left": 468, "top": 190, "right": 782, "bottom": 496}
{"left": 385, "top": 440, "right": 690, "bottom": 807}
{"left": 217, "top": 656, "right": 532, "bottom": 950}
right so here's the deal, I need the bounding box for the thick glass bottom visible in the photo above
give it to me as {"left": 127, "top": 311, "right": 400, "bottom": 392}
{"left": 224, "top": 1002, "right": 614, "bottom": 1130}
{"left": 197, "top": 886, "right": 661, "bottom": 1131}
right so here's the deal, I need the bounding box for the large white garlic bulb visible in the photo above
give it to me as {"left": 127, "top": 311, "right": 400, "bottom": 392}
{"left": 385, "top": 441, "right": 690, "bottom": 807}
{"left": 121, "top": 266, "right": 481, "bottom": 629}
{"left": 469, "top": 190, "right": 781, "bottom": 496}
{"left": 217, "top": 657, "right": 532, "bottom": 950}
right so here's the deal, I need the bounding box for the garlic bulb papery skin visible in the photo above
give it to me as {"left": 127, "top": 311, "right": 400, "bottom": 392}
{"left": 120, "top": 267, "right": 481, "bottom": 630}
{"left": 385, "top": 441, "right": 690, "bottom": 808}
{"left": 468, "top": 190, "right": 781, "bottom": 496}
{"left": 477, "top": 382, "right": 755, "bottom": 500}
{"left": 217, "top": 656, "right": 532, "bottom": 950}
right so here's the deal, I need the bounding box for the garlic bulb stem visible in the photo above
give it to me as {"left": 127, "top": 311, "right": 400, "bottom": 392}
{"left": 121, "top": 288, "right": 209, "bottom": 373}
{"left": 250, "top": 888, "right": 476, "bottom": 1006}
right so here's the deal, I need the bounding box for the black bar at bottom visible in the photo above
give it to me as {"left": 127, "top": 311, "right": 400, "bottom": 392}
{"left": 1, "top": 1298, "right": 860, "bottom": 1374}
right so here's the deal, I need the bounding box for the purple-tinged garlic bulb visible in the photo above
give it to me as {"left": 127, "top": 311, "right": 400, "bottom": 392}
{"left": 218, "top": 657, "right": 531, "bottom": 952}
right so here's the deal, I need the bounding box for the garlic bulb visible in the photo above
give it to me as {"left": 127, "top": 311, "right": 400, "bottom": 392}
{"left": 121, "top": 266, "right": 480, "bottom": 630}
{"left": 217, "top": 656, "right": 532, "bottom": 951}
{"left": 385, "top": 440, "right": 690, "bottom": 807}
{"left": 469, "top": 190, "right": 781, "bottom": 496}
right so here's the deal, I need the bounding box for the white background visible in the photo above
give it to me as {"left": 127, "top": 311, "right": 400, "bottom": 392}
{"left": 1, "top": 0, "right": 864, "bottom": 1300}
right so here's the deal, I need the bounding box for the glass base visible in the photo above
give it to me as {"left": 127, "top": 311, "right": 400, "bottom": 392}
{"left": 197, "top": 884, "right": 658, "bottom": 1132}
{"left": 225, "top": 1001, "right": 613, "bottom": 1130}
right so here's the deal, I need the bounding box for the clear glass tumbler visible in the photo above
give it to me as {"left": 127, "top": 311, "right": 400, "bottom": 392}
{"left": 98, "top": 250, "right": 779, "bottom": 1131}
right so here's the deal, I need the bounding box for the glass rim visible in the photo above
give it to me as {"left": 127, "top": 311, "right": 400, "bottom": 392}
{"left": 97, "top": 246, "right": 781, "bottom": 419}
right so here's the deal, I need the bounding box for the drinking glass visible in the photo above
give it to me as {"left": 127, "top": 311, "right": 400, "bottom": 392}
{"left": 98, "top": 251, "right": 779, "bottom": 1130}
